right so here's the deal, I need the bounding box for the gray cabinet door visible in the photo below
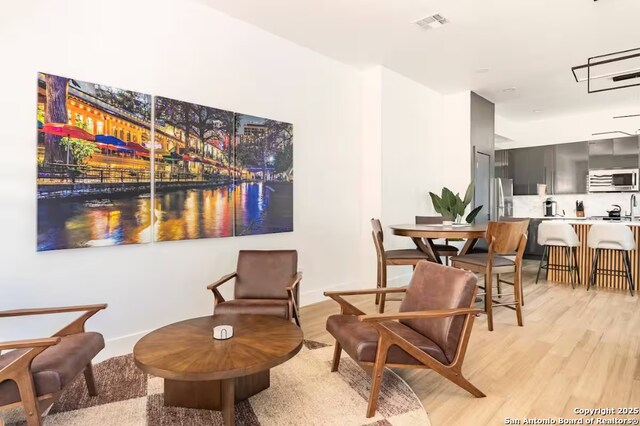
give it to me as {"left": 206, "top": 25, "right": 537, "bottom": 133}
{"left": 507, "top": 146, "right": 554, "bottom": 195}
{"left": 554, "top": 142, "right": 588, "bottom": 194}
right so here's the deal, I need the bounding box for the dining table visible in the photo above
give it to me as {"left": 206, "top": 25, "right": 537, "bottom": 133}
{"left": 389, "top": 223, "right": 487, "bottom": 263}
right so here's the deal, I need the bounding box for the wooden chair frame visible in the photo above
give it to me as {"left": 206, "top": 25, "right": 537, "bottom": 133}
{"left": 452, "top": 230, "right": 527, "bottom": 331}
{"left": 324, "top": 287, "right": 484, "bottom": 418}
{"left": 0, "top": 304, "right": 107, "bottom": 426}
{"left": 208, "top": 271, "right": 303, "bottom": 327}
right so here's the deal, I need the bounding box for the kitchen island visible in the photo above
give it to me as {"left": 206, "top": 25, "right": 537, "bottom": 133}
{"left": 543, "top": 219, "right": 640, "bottom": 292}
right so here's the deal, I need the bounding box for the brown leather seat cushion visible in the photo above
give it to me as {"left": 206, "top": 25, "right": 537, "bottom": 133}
{"left": 214, "top": 299, "right": 290, "bottom": 319}
{"left": 326, "top": 314, "right": 448, "bottom": 365}
{"left": 0, "top": 332, "right": 105, "bottom": 406}
{"left": 450, "top": 253, "right": 514, "bottom": 268}
{"left": 235, "top": 250, "right": 297, "bottom": 300}
{"left": 384, "top": 249, "right": 430, "bottom": 260}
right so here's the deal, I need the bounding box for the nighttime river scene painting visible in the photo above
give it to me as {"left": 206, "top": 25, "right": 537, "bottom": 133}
{"left": 37, "top": 73, "right": 152, "bottom": 251}
{"left": 153, "top": 99, "right": 293, "bottom": 241}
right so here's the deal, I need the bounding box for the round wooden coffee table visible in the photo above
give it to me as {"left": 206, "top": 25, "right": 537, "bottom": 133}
{"left": 133, "top": 314, "right": 303, "bottom": 426}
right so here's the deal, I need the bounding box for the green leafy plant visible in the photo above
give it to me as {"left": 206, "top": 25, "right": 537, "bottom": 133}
{"left": 429, "top": 182, "right": 483, "bottom": 224}
{"left": 60, "top": 137, "right": 98, "bottom": 164}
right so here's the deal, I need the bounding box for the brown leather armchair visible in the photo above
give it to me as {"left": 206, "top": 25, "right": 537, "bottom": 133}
{"left": 208, "top": 250, "right": 302, "bottom": 326}
{"left": 0, "top": 304, "right": 107, "bottom": 426}
{"left": 325, "top": 261, "right": 484, "bottom": 418}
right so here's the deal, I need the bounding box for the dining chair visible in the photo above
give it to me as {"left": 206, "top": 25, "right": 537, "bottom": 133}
{"left": 450, "top": 220, "right": 529, "bottom": 331}
{"left": 415, "top": 216, "right": 459, "bottom": 264}
{"left": 208, "top": 250, "right": 302, "bottom": 326}
{"left": 325, "top": 261, "right": 484, "bottom": 418}
{"left": 371, "top": 218, "right": 431, "bottom": 313}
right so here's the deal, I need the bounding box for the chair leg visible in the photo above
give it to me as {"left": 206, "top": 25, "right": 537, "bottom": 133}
{"left": 496, "top": 274, "right": 502, "bottom": 298}
{"left": 572, "top": 247, "right": 581, "bottom": 286}
{"left": 366, "top": 339, "right": 390, "bottom": 418}
{"left": 375, "top": 260, "right": 381, "bottom": 305}
{"left": 331, "top": 341, "right": 342, "bottom": 372}
{"left": 445, "top": 368, "right": 486, "bottom": 398}
{"left": 623, "top": 251, "right": 635, "bottom": 296}
{"left": 15, "top": 372, "right": 42, "bottom": 426}
{"left": 589, "top": 249, "right": 600, "bottom": 290}
{"left": 514, "top": 264, "right": 524, "bottom": 327}
{"left": 84, "top": 363, "right": 98, "bottom": 396}
{"left": 519, "top": 266, "right": 525, "bottom": 306}
{"left": 378, "top": 264, "right": 387, "bottom": 313}
{"left": 564, "top": 246, "right": 576, "bottom": 289}
{"left": 536, "top": 245, "right": 548, "bottom": 284}
{"left": 485, "top": 273, "right": 494, "bottom": 331}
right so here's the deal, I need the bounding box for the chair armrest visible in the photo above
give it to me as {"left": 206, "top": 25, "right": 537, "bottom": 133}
{"left": 0, "top": 304, "right": 107, "bottom": 318}
{"left": 286, "top": 272, "right": 302, "bottom": 292}
{"left": 0, "top": 337, "right": 61, "bottom": 351}
{"left": 358, "top": 308, "right": 482, "bottom": 323}
{"left": 323, "top": 287, "right": 407, "bottom": 297}
{"left": 206, "top": 272, "right": 236, "bottom": 290}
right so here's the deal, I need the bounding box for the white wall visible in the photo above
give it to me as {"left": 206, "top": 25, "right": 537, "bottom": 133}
{"left": 496, "top": 104, "right": 640, "bottom": 150}
{"left": 377, "top": 69, "right": 471, "bottom": 283}
{"left": 0, "top": 0, "right": 363, "bottom": 360}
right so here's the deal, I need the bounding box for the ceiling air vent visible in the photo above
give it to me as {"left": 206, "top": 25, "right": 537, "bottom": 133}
{"left": 415, "top": 14, "right": 449, "bottom": 30}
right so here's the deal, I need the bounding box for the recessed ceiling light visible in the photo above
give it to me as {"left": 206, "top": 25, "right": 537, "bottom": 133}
{"left": 502, "top": 87, "right": 516, "bottom": 93}
{"left": 415, "top": 14, "right": 449, "bottom": 30}
{"left": 533, "top": 109, "right": 543, "bottom": 113}
{"left": 476, "top": 68, "right": 490, "bottom": 74}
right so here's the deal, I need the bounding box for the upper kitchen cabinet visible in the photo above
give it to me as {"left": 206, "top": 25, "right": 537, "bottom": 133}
{"left": 506, "top": 145, "right": 554, "bottom": 195}
{"left": 588, "top": 136, "right": 639, "bottom": 169}
{"left": 554, "top": 141, "right": 589, "bottom": 194}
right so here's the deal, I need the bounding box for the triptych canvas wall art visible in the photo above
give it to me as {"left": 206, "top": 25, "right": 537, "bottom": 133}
{"left": 36, "top": 72, "right": 293, "bottom": 251}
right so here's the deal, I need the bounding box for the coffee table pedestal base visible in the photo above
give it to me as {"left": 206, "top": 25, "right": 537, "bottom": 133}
{"left": 164, "top": 370, "right": 270, "bottom": 425}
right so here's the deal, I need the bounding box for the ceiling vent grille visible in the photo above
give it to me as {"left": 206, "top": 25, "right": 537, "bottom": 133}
{"left": 415, "top": 14, "right": 449, "bottom": 30}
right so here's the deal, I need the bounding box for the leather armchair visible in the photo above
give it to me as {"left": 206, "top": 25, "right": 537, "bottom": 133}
{"left": 0, "top": 304, "right": 107, "bottom": 426}
{"left": 208, "top": 250, "right": 302, "bottom": 326}
{"left": 325, "top": 261, "right": 484, "bottom": 418}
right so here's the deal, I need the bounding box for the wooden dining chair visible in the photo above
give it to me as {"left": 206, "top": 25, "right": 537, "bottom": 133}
{"left": 325, "top": 261, "right": 484, "bottom": 418}
{"left": 415, "top": 216, "right": 459, "bottom": 264}
{"left": 450, "top": 220, "right": 529, "bottom": 331}
{"left": 371, "top": 218, "right": 431, "bottom": 314}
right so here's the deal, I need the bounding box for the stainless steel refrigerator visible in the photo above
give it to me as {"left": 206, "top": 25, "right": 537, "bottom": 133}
{"left": 495, "top": 178, "right": 514, "bottom": 219}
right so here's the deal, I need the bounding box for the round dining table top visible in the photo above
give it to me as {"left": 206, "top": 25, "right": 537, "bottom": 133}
{"left": 389, "top": 223, "right": 487, "bottom": 239}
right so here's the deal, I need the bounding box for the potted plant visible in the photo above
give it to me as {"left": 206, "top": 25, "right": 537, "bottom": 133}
{"left": 429, "top": 183, "right": 483, "bottom": 226}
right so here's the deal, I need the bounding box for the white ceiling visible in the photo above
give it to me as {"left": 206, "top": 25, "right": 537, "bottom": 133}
{"left": 199, "top": 0, "right": 640, "bottom": 122}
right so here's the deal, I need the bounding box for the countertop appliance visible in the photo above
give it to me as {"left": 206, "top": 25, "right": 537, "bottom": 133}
{"left": 607, "top": 204, "right": 622, "bottom": 218}
{"left": 543, "top": 198, "right": 557, "bottom": 217}
{"left": 588, "top": 168, "right": 639, "bottom": 192}
{"left": 495, "top": 178, "right": 513, "bottom": 219}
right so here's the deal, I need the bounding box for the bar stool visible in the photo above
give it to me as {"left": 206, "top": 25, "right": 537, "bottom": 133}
{"left": 535, "top": 222, "right": 581, "bottom": 288}
{"left": 587, "top": 223, "right": 636, "bottom": 296}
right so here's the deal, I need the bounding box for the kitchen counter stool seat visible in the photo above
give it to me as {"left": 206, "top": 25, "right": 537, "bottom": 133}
{"left": 587, "top": 223, "right": 636, "bottom": 296}
{"left": 536, "top": 222, "right": 581, "bottom": 288}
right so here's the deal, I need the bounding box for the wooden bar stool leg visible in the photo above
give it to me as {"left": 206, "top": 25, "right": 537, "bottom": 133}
{"left": 485, "top": 272, "right": 494, "bottom": 331}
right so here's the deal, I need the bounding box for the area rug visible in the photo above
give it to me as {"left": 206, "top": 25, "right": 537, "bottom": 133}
{"left": 1, "top": 340, "right": 430, "bottom": 426}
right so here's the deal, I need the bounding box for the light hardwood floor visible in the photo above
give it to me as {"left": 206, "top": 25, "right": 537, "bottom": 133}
{"left": 300, "top": 260, "right": 640, "bottom": 426}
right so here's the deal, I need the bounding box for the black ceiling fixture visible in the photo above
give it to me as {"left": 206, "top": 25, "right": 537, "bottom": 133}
{"left": 572, "top": 47, "right": 640, "bottom": 93}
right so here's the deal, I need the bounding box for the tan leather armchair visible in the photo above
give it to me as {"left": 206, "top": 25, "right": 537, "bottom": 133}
{"left": 0, "top": 304, "right": 107, "bottom": 426}
{"left": 325, "top": 261, "right": 484, "bottom": 418}
{"left": 208, "top": 250, "right": 302, "bottom": 326}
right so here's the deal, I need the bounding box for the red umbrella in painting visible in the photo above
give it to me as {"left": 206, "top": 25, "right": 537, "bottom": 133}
{"left": 126, "top": 142, "right": 150, "bottom": 157}
{"left": 40, "top": 123, "right": 95, "bottom": 164}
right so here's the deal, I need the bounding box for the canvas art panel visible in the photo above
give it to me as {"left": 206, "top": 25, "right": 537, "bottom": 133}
{"left": 234, "top": 114, "right": 294, "bottom": 236}
{"left": 153, "top": 97, "right": 235, "bottom": 241}
{"left": 37, "top": 72, "right": 152, "bottom": 251}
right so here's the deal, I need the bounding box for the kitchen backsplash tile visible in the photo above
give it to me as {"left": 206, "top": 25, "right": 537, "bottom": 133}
{"left": 513, "top": 193, "right": 640, "bottom": 218}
